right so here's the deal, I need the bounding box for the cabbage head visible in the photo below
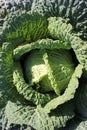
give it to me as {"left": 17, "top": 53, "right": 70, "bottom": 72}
{"left": 0, "top": 7, "right": 87, "bottom": 130}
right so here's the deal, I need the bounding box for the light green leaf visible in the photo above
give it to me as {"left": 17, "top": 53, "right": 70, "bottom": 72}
{"left": 48, "top": 17, "right": 87, "bottom": 75}
{"left": 5, "top": 101, "right": 74, "bottom": 130}
{"left": 0, "top": 11, "right": 48, "bottom": 46}
{"left": 44, "top": 64, "right": 83, "bottom": 113}
{"left": 13, "top": 38, "right": 71, "bottom": 60}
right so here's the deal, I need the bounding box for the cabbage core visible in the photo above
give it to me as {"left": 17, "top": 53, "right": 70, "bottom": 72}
{"left": 24, "top": 49, "right": 75, "bottom": 95}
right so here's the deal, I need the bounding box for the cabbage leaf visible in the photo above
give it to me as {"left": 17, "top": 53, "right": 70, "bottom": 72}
{"left": 0, "top": 9, "right": 87, "bottom": 130}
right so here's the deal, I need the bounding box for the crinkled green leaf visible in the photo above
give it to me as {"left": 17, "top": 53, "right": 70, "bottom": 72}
{"left": 75, "top": 120, "right": 87, "bottom": 130}
{"left": 4, "top": 101, "right": 74, "bottom": 130}
{"left": 59, "top": 117, "right": 87, "bottom": 130}
{"left": 0, "top": 10, "right": 86, "bottom": 130}
{"left": 0, "top": 11, "right": 48, "bottom": 46}
{"left": 0, "top": 42, "right": 14, "bottom": 107}
{"left": 65, "top": 119, "right": 87, "bottom": 130}
{"left": 13, "top": 38, "right": 71, "bottom": 60}
{"left": 0, "top": 42, "right": 30, "bottom": 107}
{"left": 44, "top": 64, "right": 83, "bottom": 113}
{"left": 31, "top": 0, "right": 87, "bottom": 40}
{"left": 48, "top": 17, "right": 87, "bottom": 75}
{"left": 42, "top": 49, "right": 74, "bottom": 94}
{"left": 0, "top": 0, "right": 87, "bottom": 40}
{"left": 13, "top": 62, "right": 56, "bottom": 105}
{"left": 0, "top": 107, "right": 34, "bottom": 130}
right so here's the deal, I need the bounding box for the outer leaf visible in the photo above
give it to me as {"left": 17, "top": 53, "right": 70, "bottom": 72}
{"left": 64, "top": 119, "right": 87, "bottom": 130}
{"left": 4, "top": 101, "right": 74, "bottom": 130}
{"left": 75, "top": 120, "right": 87, "bottom": 130}
{"left": 0, "top": 0, "right": 33, "bottom": 40}
{"left": 44, "top": 64, "right": 83, "bottom": 113}
{"left": 13, "top": 38, "right": 71, "bottom": 60}
{"left": 0, "top": 107, "right": 34, "bottom": 130}
{"left": 0, "top": 108, "right": 7, "bottom": 130}
{"left": 31, "top": 0, "right": 87, "bottom": 40}
{"left": 1, "top": 0, "right": 87, "bottom": 40}
{"left": 0, "top": 11, "right": 48, "bottom": 46}
{"left": 0, "top": 0, "right": 33, "bottom": 16}
{"left": 0, "top": 42, "right": 13, "bottom": 107}
{"left": 0, "top": 42, "right": 31, "bottom": 108}
{"left": 48, "top": 17, "right": 87, "bottom": 75}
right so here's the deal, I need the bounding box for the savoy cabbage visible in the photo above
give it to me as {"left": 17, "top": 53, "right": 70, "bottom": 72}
{"left": 0, "top": 0, "right": 87, "bottom": 130}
